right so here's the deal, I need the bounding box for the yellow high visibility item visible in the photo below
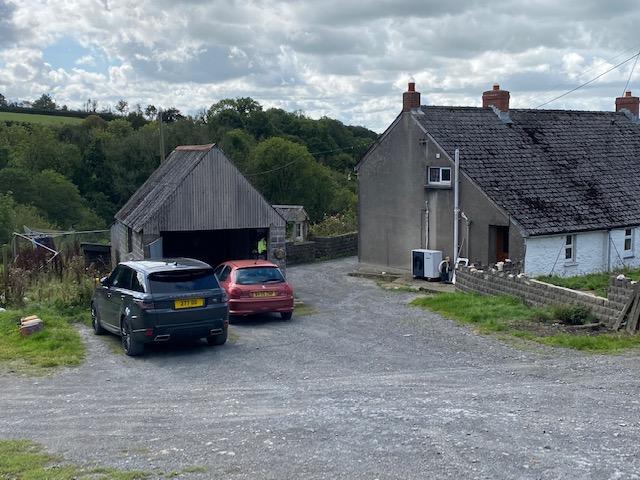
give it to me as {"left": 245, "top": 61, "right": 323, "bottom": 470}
{"left": 258, "top": 238, "right": 267, "bottom": 254}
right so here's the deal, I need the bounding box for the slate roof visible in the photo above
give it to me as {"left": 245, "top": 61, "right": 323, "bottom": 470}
{"left": 115, "top": 144, "right": 214, "bottom": 231}
{"left": 272, "top": 205, "right": 309, "bottom": 222}
{"left": 413, "top": 106, "right": 640, "bottom": 236}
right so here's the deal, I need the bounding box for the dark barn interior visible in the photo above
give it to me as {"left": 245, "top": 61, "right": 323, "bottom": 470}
{"left": 162, "top": 228, "right": 268, "bottom": 268}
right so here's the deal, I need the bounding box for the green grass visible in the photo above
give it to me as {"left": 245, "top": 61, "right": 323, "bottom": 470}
{"left": 411, "top": 292, "right": 640, "bottom": 353}
{"left": 0, "top": 305, "right": 87, "bottom": 374}
{"left": 0, "top": 111, "right": 84, "bottom": 125}
{"left": 537, "top": 268, "right": 640, "bottom": 298}
{"left": 0, "top": 440, "right": 152, "bottom": 479}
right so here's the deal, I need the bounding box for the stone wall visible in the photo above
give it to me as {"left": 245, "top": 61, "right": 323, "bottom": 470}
{"left": 285, "top": 232, "right": 358, "bottom": 265}
{"left": 286, "top": 241, "right": 316, "bottom": 265}
{"left": 312, "top": 232, "right": 358, "bottom": 259}
{"left": 455, "top": 266, "right": 636, "bottom": 326}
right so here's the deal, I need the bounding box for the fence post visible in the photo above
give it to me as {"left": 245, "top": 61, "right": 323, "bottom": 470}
{"left": 2, "top": 244, "right": 8, "bottom": 303}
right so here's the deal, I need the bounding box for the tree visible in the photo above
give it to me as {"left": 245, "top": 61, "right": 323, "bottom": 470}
{"left": 84, "top": 98, "right": 98, "bottom": 112}
{"left": 115, "top": 99, "right": 129, "bottom": 115}
{"left": 161, "top": 107, "right": 184, "bottom": 123}
{"left": 0, "top": 93, "right": 7, "bottom": 107}
{"left": 218, "top": 129, "right": 255, "bottom": 172}
{"left": 32, "top": 93, "right": 56, "bottom": 110}
{"left": 144, "top": 104, "right": 157, "bottom": 119}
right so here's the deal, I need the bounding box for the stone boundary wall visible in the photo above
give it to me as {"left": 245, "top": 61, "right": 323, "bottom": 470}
{"left": 312, "top": 232, "right": 358, "bottom": 259}
{"left": 285, "top": 232, "right": 358, "bottom": 265}
{"left": 455, "top": 267, "right": 636, "bottom": 326}
{"left": 285, "top": 241, "right": 316, "bottom": 265}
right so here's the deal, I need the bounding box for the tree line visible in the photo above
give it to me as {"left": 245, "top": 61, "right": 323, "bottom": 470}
{"left": 0, "top": 96, "right": 377, "bottom": 245}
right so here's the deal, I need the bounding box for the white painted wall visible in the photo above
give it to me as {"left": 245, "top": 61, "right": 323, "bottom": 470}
{"left": 525, "top": 227, "right": 640, "bottom": 277}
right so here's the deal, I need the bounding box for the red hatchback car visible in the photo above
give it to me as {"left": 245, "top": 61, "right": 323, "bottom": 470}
{"left": 213, "top": 260, "right": 294, "bottom": 319}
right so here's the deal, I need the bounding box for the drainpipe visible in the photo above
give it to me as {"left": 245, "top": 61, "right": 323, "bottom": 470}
{"left": 461, "top": 211, "right": 471, "bottom": 258}
{"left": 452, "top": 148, "right": 460, "bottom": 283}
{"left": 606, "top": 229, "right": 611, "bottom": 272}
{"left": 425, "top": 200, "right": 429, "bottom": 249}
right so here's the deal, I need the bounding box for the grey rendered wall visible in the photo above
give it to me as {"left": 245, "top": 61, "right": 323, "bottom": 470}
{"left": 358, "top": 114, "right": 427, "bottom": 270}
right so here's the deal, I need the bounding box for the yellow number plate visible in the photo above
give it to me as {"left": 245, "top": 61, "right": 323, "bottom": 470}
{"left": 174, "top": 298, "right": 205, "bottom": 309}
{"left": 251, "top": 291, "right": 276, "bottom": 298}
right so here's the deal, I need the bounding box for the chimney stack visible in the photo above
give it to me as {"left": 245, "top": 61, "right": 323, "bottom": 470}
{"left": 482, "top": 83, "right": 510, "bottom": 112}
{"left": 615, "top": 90, "right": 639, "bottom": 118}
{"left": 402, "top": 78, "right": 421, "bottom": 112}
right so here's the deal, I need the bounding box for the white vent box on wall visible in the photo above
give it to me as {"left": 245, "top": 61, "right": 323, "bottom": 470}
{"left": 411, "top": 249, "right": 443, "bottom": 280}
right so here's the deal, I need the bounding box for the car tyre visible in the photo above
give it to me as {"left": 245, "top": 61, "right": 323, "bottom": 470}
{"left": 91, "top": 303, "right": 106, "bottom": 335}
{"left": 207, "top": 326, "right": 228, "bottom": 346}
{"left": 121, "top": 318, "right": 144, "bottom": 356}
{"left": 280, "top": 311, "right": 293, "bottom": 321}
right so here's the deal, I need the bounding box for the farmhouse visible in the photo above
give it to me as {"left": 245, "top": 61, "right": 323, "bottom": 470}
{"left": 357, "top": 81, "right": 640, "bottom": 277}
{"left": 111, "top": 143, "right": 286, "bottom": 268}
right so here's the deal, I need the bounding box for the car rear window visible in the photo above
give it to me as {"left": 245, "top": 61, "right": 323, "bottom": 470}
{"left": 235, "top": 267, "right": 285, "bottom": 285}
{"left": 148, "top": 269, "right": 219, "bottom": 293}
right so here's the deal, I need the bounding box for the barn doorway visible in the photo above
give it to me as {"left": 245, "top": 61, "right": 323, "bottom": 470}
{"left": 489, "top": 225, "right": 509, "bottom": 263}
{"left": 161, "top": 228, "right": 268, "bottom": 268}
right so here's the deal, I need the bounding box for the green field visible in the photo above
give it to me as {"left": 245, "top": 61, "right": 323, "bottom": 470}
{"left": 0, "top": 111, "right": 84, "bottom": 125}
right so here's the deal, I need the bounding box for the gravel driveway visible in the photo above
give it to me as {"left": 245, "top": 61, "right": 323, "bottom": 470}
{"left": 1, "top": 257, "right": 639, "bottom": 479}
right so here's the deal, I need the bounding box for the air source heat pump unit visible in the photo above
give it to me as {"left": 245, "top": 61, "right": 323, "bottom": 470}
{"left": 411, "top": 249, "right": 442, "bottom": 280}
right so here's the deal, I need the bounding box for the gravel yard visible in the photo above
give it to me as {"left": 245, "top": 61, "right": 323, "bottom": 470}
{"left": 1, "top": 257, "right": 639, "bottom": 479}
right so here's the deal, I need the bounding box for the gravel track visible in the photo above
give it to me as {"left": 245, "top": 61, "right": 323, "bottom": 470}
{"left": 1, "top": 257, "right": 639, "bottom": 479}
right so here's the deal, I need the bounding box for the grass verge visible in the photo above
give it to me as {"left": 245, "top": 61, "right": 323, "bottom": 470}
{"left": 0, "top": 305, "right": 87, "bottom": 373}
{"left": 537, "top": 268, "right": 640, "bottom": 298}
{"left": 0, "top": 439, "right": 150, "bottom": 479}
{"left": 411, "top": 292, "right": 640, "bottom": 353}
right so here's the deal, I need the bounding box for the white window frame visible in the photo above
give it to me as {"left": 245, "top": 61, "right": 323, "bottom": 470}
{"left": 295, "top": 222, "right": 304, "bottom": 241}
{"left": 427, "top": 166, "right": 452, "bottom": 186}
{"left": 564, "top": 234, "right": 576, "bottom": 263}
{"left": 624, "top": 228, "right": 634, "bottom": 257}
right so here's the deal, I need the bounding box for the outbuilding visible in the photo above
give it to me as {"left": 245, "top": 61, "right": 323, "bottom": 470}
{"left": 111, "top": 143, "right": 286, "bottom": 269}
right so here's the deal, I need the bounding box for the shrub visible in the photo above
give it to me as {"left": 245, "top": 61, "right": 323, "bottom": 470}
{"left": 550, "top": 304, "right": 597, "bottom": 326}
{"left": 309, "top": 210, "right": 357, "bottom": 237}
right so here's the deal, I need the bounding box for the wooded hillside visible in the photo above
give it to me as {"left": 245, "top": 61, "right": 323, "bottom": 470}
{"left": 0, "top": 97, "right": 378, "bottom": 245}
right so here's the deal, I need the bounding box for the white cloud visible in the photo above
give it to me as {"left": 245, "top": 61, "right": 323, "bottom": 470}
{"left": 1, "top": 0, "right": 640, "bottom": 131}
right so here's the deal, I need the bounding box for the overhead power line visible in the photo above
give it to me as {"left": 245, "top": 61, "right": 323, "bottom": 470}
{"left": 534, "top": 51, "right": 640, "bottom": 109}
{"left": 622, "top": 49, "right": 640, "bottom": 96}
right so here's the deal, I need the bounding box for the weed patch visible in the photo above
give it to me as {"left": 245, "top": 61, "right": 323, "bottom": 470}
{"left": 537, "top": 268, "right": 640, "bottom": 298}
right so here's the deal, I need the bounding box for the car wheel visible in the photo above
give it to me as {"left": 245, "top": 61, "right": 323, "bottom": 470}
{"left": 280, "top": 311, "right": 293, "bottom": 321}
{"left": 91, "top": 303, "right": 106, "bottom": 335}
{"left": 207, "top": 326, "right": 228, "bottom": 346}
{"left": 121, "top": 318, "right": 144, "bottom": 356}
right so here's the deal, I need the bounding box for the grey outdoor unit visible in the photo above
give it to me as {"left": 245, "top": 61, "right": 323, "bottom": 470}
{"left": 412, "top": 249, "right": 442, "bottom": 280}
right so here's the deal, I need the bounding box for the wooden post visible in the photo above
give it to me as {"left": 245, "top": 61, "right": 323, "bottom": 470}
{"left": 2, "top": 244, "right": 8, "bottom": 303}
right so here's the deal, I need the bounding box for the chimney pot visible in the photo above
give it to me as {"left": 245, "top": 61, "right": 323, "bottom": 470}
{"left": 402, "top": 79, "right": 421, "bottom": 112}
{"left": 616, "top": 90, "right": 639, "bottom": 118}
{"left": 483, "top": 84, "right": 510, "bottom": 112}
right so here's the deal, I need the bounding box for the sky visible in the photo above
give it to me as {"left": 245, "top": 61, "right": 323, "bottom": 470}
{"left": 1, "top": 0, "right": 639, "bottom": 132}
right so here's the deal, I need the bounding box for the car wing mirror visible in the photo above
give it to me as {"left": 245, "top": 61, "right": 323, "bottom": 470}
{"left": 100, "top": 276, "right": 109, "bottom": 287}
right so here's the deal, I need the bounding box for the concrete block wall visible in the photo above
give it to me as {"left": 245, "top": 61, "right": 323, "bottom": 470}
{"left": 456, "top": 267, "right": 636, "bottom": 326}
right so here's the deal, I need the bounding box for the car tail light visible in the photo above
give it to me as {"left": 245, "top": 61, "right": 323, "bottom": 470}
{"left": 134, "top": 299, "right": 155, "bottom": 310}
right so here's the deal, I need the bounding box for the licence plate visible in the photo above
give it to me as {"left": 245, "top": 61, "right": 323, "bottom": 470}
{"left": 174, "top": 298, "right": 205, "bottom": 309}
{"left": 251, "top": 291, "right": 276, "bottom": 298}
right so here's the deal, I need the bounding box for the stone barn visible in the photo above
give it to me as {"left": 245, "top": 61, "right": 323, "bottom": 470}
{"left": 111, "top": 143, "right": 286, "bottom": 269}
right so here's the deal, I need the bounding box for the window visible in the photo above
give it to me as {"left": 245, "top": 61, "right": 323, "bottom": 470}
{"left": 624, "top": 228, "right": 634, "bottom": 254}
{"left": 427, "top": 167, "right": 451, "bottom": 186}
{"left": 112, "top": 266, "right": 133, "bottom": 290}
{"left": 565, "top": 235, "right": 576, "bottom": 262}
{"left": 127, "top": 227, "right": 133, "bottom": 253}
{"left": 130, "top": 271, "right": 146, "bottom": 293}
{"left": 295, "top": 222, "right": 304, "bottom": 240}
{"left": 235, "top": 267, "right": 285, "bottom": 285}
{"left": 148, "top": 269, "right": 219, "bottom": 293}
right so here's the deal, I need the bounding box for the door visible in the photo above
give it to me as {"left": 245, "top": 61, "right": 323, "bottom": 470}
{"left": 103, "top": 266, "right": 133, "bottom": 329}
{"left": 490, "top": 225, "right": 510, "bottom": 263}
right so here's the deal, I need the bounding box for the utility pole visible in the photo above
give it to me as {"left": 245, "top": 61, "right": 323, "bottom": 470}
{"left": 158, "top": 108, "right": 166, "bottom": 163}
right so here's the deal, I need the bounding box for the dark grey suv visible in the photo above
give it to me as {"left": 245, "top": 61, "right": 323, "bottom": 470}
{"left": 91, "top": 258, "right": 229, "bottom": 356}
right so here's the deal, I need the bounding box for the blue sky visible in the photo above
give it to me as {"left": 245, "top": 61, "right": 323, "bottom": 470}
{"left": 1, "top": 0, "right": 639, "bottom": 131}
